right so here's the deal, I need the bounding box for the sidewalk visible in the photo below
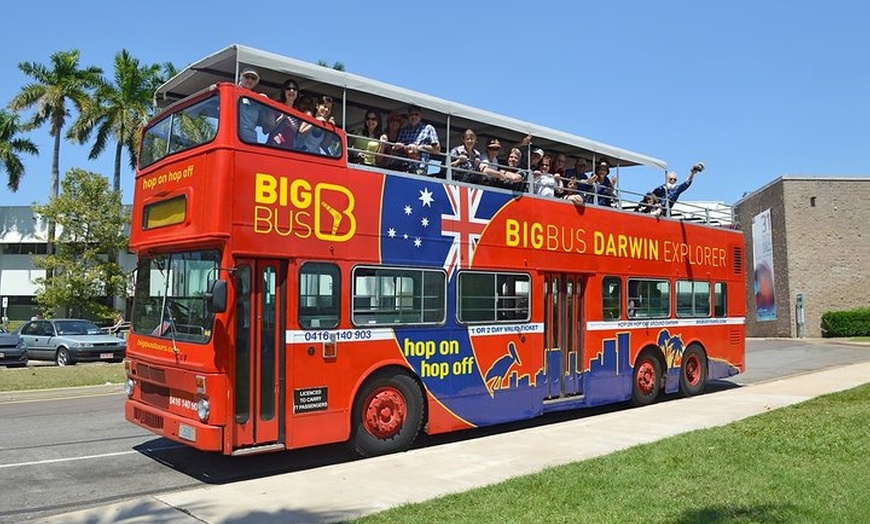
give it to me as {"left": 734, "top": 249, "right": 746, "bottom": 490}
{"left": 39, "top": 361, "right": 870, "bottom": 524}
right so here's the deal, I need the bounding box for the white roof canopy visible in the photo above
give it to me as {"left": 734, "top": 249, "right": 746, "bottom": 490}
{"left": 157, "top": 44, "right": 667, "bottom": 170}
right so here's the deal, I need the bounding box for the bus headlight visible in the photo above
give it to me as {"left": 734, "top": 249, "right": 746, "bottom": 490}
{"left": 196, "top": 398, "right": 210, "bottom": 422}
{"left": 125, "top": 378, "right": 135, "bottom": 398}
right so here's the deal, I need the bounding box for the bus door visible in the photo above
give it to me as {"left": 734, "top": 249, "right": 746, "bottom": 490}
{"left": 232, "top": 259, "right": 285, "bottom": 448}
{"left": 543, "top": 273, "right": 585, "bottom": 399}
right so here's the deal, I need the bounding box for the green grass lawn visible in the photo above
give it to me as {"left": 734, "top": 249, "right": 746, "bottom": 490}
{"left": 0, "top": 362, "right": 125, "bottom": 391}
{"left": 351, "top": 384, "right": 870, "bottom": 524}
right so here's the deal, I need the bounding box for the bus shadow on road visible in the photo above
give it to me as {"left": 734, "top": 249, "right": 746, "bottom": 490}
{"left": 132, "top": 380, "right": 744, "bottom": 485}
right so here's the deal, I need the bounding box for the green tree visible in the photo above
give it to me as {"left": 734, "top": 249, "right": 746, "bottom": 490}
{"left": 69, "top": 50, "right": 172, "bottom": 194}
{"left": 0, "top": 110, "right": 38, "bottom": 191}
{"left": 317, "top": 60, "right": 346, "bottom": 71}
{"left": 8, "top": 49, "right": 103, "bottom": 263}
{"left": 31, "top": 168, "right": 129, "bottom": 319}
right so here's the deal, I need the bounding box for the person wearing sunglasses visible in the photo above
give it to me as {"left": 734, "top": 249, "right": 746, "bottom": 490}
{"left": 267, "top": 78, "right": 301, "bottom": 149}
{"left": 650, "top": 162, "right": 705, "bottom": 215}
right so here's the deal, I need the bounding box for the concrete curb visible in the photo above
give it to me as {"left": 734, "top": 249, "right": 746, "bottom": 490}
{"left": 38, "top": 361, "right": 870, "bottom": 524}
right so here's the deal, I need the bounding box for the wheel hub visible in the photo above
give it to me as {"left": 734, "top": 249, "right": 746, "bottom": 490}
{"left": 364, "top": 388, "right": 406, "bottom": 439}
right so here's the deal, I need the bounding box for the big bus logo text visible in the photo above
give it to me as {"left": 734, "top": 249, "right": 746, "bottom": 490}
{"left": 505, "top": 218, "right": 727, "bottom": 268}
{"left": 254, "top": 173, "right": 357, "bottom": 242}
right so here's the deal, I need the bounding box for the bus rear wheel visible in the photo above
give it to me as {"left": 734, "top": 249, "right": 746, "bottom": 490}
{"left": 680, "top": 344, "right": 708, "bottom": 397}
{"left": 352, "top": 371, "right": 424, "bottom": 457}
{"left": 632, "top": 352, "right": 662, "bottom": 406}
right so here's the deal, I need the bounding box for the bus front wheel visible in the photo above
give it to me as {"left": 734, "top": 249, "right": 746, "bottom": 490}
{"left": 680, "top": 344, "right": 708, "bottom": 397}
{"left": 632, "top": 351, "right": 662, "bottom": 406}
{"left": 351, "top": 371, "right": 424, "bottom": 457}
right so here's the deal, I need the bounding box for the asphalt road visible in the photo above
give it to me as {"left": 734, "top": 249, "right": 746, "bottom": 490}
{"left": 0, "top": 338, "right": 867, "bottom": 523}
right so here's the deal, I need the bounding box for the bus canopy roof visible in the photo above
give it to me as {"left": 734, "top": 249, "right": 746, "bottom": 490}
{"left": 156, "top": 44, "right": 667, "bottom": 170}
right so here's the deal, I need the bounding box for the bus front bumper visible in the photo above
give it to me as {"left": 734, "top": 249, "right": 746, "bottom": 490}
{"left": 125, "top": 399, "right": 224, "bottom": 452}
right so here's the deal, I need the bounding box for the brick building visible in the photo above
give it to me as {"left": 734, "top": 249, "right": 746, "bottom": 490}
{"left": 734, "top": 177, "right": 870, "bottom": 337}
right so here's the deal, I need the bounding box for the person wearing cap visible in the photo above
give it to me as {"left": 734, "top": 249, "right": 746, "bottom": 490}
{"left": 237, "top": 68, "right": 266, "bottom": 143}
{"left": 394, "top": 105, "right": 441, "bottom": 175}
{"left": 530, "top": 148, "right": 545, "bottom": 172}
{"left": 479, "top": 138, "right": 504, "bottom": 184}
{"left": 589, "top": 159, "right": 618, "bottom": 206}
{"left": 650, "top": 162, "right": 704, "bottom": 215}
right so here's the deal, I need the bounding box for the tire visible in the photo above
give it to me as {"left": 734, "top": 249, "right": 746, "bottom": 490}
{"left": 632, "top": 351, "right": 662, "bottom": 406}
{"left": 680, "top": 344, "right": 708, "bottom": 397}
{"left": 55, "top": 347, "right": 73, "bottom": 367}
{"left": 351, "top": 371, "right": 424, "bottom": 457}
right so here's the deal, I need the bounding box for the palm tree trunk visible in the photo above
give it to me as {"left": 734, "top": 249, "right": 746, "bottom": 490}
{"left": 113, "top": 140, "right": 122, "bottom": 193}
{"left": 46, "top": 131, "right": 61, "bottom": 284}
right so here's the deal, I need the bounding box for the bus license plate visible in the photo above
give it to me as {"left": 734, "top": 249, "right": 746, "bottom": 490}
{"left": 100, "top": 353, "right": 113, "bottom": 359}
{"left": 178, "top": 424, "right": 196, "bottom": 442}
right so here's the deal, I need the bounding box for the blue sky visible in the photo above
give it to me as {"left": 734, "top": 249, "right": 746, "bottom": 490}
{"left": 1, "top": 1, "right": 868, "bottom": 207}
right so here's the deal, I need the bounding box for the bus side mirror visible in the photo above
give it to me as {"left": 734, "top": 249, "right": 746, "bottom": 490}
{"left": 206, "top": 280, "right": 227, "bottom": 313}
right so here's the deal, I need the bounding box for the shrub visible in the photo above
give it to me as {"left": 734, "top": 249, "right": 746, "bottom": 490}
{"left": 821, "top": 307, "right": 870, "bottom": 337}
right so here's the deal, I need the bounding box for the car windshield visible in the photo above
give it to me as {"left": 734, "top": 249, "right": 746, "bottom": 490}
{"left": 54, "top": 320, "right": 101, "bottom": 336}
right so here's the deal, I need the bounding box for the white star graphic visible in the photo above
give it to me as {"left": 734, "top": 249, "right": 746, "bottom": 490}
{"left": 404, "top": 205, "right": 413, "bottom": 215}
{"left": 403, "top": 233, "right": 409, "bottom": 240}
{"left": 387, "top": 228, "right": 396, "bottom": 238}
{"left": 421, "top": 217, "right": 429, "bottom": 227}
{"left": 414, "top": 237, "right": 422, "bottom": 248}
{"left": 419, "top": 188, "right": 434, "bottom": 207}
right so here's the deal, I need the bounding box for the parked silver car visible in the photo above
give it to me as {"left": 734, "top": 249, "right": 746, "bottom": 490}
{"left": 0, "top": 326, "right": 28, "bottom": 368}
{"left": 17, "top": 319, "right": 126, "bottom": 366}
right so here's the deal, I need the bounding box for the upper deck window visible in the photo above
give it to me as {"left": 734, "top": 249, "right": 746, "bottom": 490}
{"left": 140, "top": 96, "right": 220, "bottom": 168}
{"left": 239, "top": 97, "right": 343, "bottom": 159}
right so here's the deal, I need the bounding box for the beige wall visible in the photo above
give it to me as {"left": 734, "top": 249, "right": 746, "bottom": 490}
{"left": 735, "top": 177, "right": 870, "bottom": 337}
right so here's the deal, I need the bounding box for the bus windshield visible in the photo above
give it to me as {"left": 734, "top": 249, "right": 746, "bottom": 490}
{"left": 140, "top": 95, "right": 220, "bottom": 168}
{"left": 131, "top": 250, "right": 221, "bottom": 343}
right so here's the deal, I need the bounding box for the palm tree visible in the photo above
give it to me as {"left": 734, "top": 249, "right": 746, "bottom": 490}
{"left": 0, "top": 110, "right": 38, "bottom": 191}
{"left": 9, "top": 49, "right": 103, "bottom": 201}
{"left": 8, "top": 49, "right": 103, "bottom": 270}
{"left": 69, "top": 50, "right": 171, "bottom": 193}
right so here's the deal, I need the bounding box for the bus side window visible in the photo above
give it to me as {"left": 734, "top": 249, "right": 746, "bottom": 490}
{"left": 602, "top": 276, "right": 621, "bottom": 320}
{"left": 714, "top": 282, "right": 727, "bottom": 317}
{"left": 298, "top": 262, "right": 340, "bottom": 329}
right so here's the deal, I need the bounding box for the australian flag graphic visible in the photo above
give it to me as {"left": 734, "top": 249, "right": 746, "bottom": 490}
{"left": 380, "top": 176, "right": 532, "bottom": 426}
{"left": 380, "top": 176, "right": 513, "bottom": 277}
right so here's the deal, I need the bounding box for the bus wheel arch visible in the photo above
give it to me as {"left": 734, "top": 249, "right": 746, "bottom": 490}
{"left": 680, "top": 343, "right": 708, "bottom": 397}
{"left": 632, "top": 346, "right": 664, "bottom": 406}
{"left": 350, "top": 366, "right": 426, "bottom": 457}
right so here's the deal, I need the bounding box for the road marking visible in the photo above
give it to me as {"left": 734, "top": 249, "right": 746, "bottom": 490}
{"left": 0, "top": 444, "right": 184, "bottom": 469}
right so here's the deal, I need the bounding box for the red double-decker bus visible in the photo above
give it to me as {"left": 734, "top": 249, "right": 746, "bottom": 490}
{"left": 124, "top": 45, "right": 745, "bottom": 456}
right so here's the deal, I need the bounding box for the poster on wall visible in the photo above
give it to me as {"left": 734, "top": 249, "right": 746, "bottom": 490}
{"left": 752, "top": 209, "right": 776, "bottom": 321}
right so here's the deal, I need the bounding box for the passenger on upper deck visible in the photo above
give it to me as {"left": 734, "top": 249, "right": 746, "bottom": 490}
{"left": 449, "top": 129, "right": 482, "bottom": 183}
{"left": 349, "top": 109, "right": 382, "bottom": 165}
{"left": 297, "top": 96, "right": 335, "bottom": 154}
{"left": 530, "top": 148, "right": 544, "bottom": 173}
{"left": 636, "top": 192, "right": 663, "bottom": 216}
{"left": 532, "top": 154, "right": 557, "bottom": 197}
{"left": 589, "top": 159, "right": 618, "bottom": 206}
{"left": 563, "top": 157, "right": 590, "bottom": 200}
{"left": 267, "top": 78, "right": 301, "bottom": 149}
{"left": 377, "top": 111, "right": 404, "bottom": 169}
{"left": 479, "top": 138, "right": 504, "bottom": 184}
{"left": 650, "top": 162, "right": 704, "bottom": 214}
{"left": 237, "top": 68, "right": 268, "bottom": 143}
{"left": 394, "top": 105, "right": 441, "bottom": 175}
{"left": 498, "top": 148, "right": 527, "bottom": 191}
